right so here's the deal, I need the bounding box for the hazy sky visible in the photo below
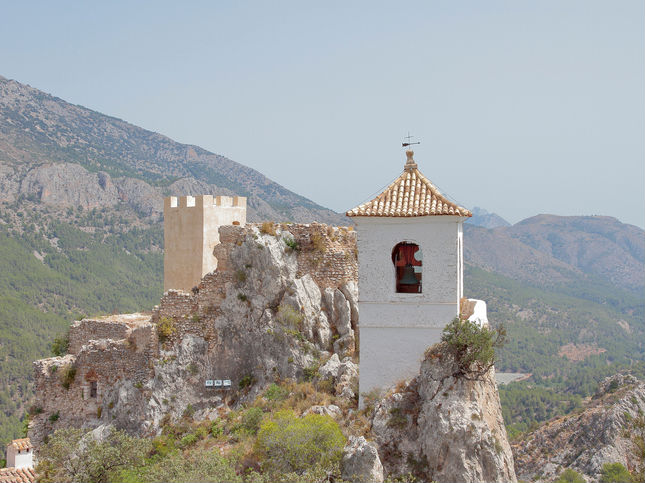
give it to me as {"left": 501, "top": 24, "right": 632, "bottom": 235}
{"left": 1, "top": 1, "right": 643, "bottom": 227}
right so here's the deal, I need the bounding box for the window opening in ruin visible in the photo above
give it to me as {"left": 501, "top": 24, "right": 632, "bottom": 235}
{"left": 90, "top": 381, "right": 97, "bottom": 398}
{"left": 392, "top": 242, "right": 422, "bottom": 293}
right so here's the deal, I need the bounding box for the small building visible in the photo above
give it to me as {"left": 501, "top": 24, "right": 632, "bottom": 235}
{"left": 1, "top": 438, "right": 35, "bottom": 483}
{"left": 347, "top": 149, "right": 472, "bottom": 398}
{"left": 164, "top": 195, "right": 247, "bottom": 292}
{"left": 4, "top": 439, "right": 33, "bottom": 470}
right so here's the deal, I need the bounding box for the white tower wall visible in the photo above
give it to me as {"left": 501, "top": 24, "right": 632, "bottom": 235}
{"left": 355, "top": 216, "right": 465, "bottom": 397}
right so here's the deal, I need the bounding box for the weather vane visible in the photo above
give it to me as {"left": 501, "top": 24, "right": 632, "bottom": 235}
{"left": 402, "top": 132, "right": 421, "bottom": 149}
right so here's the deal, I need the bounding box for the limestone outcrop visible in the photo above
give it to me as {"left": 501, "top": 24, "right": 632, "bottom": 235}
{"left": 341, "top": 436, "right": 384, "bottom": 483}
{"left": 369, "top": 343, "right": 517, "bottom": 483}
{"left": 30, "top": 223, "right": 359, "bottom": 446}
{"left": 513, "top": 373, "right": 645, "bottom": 482}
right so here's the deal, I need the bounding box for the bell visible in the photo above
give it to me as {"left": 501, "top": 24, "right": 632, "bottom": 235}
{"left": 399, "top": 264, "right": 418, "bottom": 285}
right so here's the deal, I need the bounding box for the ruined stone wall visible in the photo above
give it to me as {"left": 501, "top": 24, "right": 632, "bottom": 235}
{"left": 68, "top": 314, "right": 154, "bottom": 354}
{"left": 286, "top": 223, "right": 357, "bottom": 289}
{"left": 68, "top": 319, "right": 129, "bottom": 354}
{"left": 30, "top": 317, "right": 157, "bottom": 447}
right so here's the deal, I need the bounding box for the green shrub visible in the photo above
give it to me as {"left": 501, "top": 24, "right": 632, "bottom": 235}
{"left": 284, "top": 237, "right": 299, "bottom": 252}
{"left": 211, "top": 420, "right": 224, "bottom": 437}
{"left": 48, "top": 411, "right": 59, "bottom": 423}
{"left": 59, "top": 364, "right": 76, "bottom": 390}
{"left": 37, "top": 428, "right": 150, "bottom": 483}
{"left": 264, "top": 383, "right": 289, "bottom": 402}
{"left": 182, "top": 404, "right": 195, "bottom": 419}
{"left": 441, "top": 317, "right": 506, "bottom": 378}
{"left": 178, "top": 433, "right": 198, "bottom": 449}
{"left": 235, "top": 269, "right": 247, "bottom": 283}
{"left": 240, "top": 407, "right": 264, "bottom": 434}
{"left": 255, "top": 410, "right": 345, "bottom": 476}
{"left": 554, "top": 468, "right": 586, "bottom": 483}
{"left": 121, "top": 447, "right": 241, "bottom": 483}
{"left": 51, "top": 332, "right": 69, "bottom": 357}
{"left": 600, "top": 462, "right": 633, "bottom": 483}
{"left": 239, "top": 374, "right": 257, "bottom": 389}
{"left": 157, "top": 316, "right": 176, "bottom": 342}
{"left": 387, "top": 407, "right": 408, "bottom": 429}
{"left": 303, "top": 365, "right": 318, "bottom": 382}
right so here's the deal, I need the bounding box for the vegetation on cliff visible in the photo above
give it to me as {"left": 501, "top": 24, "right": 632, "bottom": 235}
{"left": 36, "top": 380, "right": 349, "bottom": 483}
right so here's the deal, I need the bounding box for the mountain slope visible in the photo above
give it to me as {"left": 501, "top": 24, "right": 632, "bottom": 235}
{"left": 465, "top": 215, "right": 644, "bottom": 295}
{"left": 0, "top": 74, "right": 345, "bottom": 224}
{"left": 466, "top": 206, "right": 511, "bottom": 229}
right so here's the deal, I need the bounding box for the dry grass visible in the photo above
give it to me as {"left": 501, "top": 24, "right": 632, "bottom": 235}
{"left": 260, "top": 221, "right": 277, "bottom": 236}
{"left": 310, "top": 233, "right": 327, "bottom": 253}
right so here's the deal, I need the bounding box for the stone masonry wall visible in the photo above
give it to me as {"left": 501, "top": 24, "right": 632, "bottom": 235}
{"left": 30, "top": 317, "right": 157, "bottom": 447}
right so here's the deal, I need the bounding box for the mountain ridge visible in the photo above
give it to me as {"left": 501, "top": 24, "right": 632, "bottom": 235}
{"left": 0, "top": 74, "right": 345, "bottom": 224}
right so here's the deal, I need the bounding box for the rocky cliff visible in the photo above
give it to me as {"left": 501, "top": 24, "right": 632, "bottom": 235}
{"left": 369, "top": 343, "right": 516, "bottom": 483}
{"left": 513, "top": 373, "right": 645, "bottom": 482}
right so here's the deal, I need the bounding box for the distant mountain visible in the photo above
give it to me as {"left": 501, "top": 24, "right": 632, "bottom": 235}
{"left": 466, "top": 206, "right": 511, "bottom": 229}
{"left": 465, "top": 215, "right": 644, "bottom": 294}
{"left": 0, "top": 74, "right": 345, "bottom": 224}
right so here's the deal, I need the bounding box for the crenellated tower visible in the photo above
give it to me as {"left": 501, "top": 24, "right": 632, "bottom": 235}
{"left": 163, "top": 195, "right": 246, "bottom": 292}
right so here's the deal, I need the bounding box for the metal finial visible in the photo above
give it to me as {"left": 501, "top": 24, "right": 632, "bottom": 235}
{"left": 402, "top": 131, "right": 421, "bottom": 149}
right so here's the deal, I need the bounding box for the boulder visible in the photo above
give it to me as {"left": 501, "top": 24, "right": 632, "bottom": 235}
{"left": 303, "top": 404, "right": 342, "bottom": 419}
{"left": 333, "top": 289, "right": 352, "bottom": 336}
{"left": 319, "top": 353, "right": 341, "bottom": 380}
{"left": 341, "top": 435, "right": 384, "bottom": 483}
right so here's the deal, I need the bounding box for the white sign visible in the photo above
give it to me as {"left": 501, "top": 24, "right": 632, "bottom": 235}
{"left": 205, "top": 380, "right": 214, "bottom": 387}
{"left": 223, "top": 379, "right": 232, "bottom": 387}
{"left": 214, "top": 380, "right": 223, "bottom": 387}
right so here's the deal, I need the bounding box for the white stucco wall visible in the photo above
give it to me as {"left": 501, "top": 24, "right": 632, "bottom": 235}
{"left": 354, "top": 216, "right": 466, "bottom": 398}
{"left": 6, "top": 447, "right": 33, "bottom": 469}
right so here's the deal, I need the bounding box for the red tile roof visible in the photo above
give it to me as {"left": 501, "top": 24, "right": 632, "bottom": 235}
{"left": 0, "top": 467, "right": 36, "bottom": 483}
{"left": 346, "top": 151, "right": 471, "bottom": 218}
{"left": 7, "top": 439, "right": 32, "bottom": 452}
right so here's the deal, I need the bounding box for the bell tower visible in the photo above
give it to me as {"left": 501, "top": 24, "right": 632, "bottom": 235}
{"left": 346, "top": 150, "right": 471, "bottom": 398}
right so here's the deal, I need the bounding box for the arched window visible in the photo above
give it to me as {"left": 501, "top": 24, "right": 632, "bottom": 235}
{"left": 392, "top": 242, "right": 422, "bottom": 293}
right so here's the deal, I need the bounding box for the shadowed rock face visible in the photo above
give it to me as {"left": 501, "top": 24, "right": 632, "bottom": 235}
{"left": 370, "top": 343, "right": 516, "bottom": 483}
{"left": 514, "top": 374, "right": 645, "bottom": 482}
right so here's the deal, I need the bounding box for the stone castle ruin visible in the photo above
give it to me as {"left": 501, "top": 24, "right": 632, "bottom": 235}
{"left": 29, "top": 150, "right": 490, "bottom": 454}
{"left": 30, "top": 220, "right": 360, "bottom": 446}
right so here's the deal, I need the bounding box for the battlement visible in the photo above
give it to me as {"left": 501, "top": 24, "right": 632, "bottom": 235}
{"left": 164, "top": 194, "right": 248, "bottom": 292}
{"left": 164, "top": 195, "right": 246, "bottom": 210}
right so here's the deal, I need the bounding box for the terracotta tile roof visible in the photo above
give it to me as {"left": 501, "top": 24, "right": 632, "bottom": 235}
{"left": 7, "top": 439, "right": 32, "bottom": 452}
{"left": 0, "top": 467, "right": 36, "bottom": 483}
{"left": 346, "top": 151, "right": 472, "bottom": 218}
